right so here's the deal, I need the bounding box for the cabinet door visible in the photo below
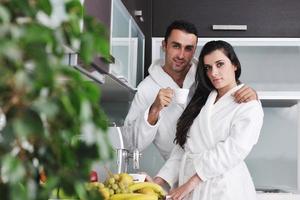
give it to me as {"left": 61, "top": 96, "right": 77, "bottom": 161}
{"left": 152, "top": 0, "right": 300, "bottom": 37}
{"left": 84, "top": 0, "right": 111, "bottom": 72}
{"left": 84, "top": 0, "right": 111, "bottom": 33}
{"left": 121, "top": 0, "right": 150, "bottom": 35}
{"left": 110, "top": 0, "right": 145, "bottom": 88}
{"left": 121, "top": 0, "right": 150, "bottom": 78}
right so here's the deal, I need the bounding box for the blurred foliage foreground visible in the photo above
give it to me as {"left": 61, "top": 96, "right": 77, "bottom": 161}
{"left": 0, "top": 0, "right": 113, "bottom": 199}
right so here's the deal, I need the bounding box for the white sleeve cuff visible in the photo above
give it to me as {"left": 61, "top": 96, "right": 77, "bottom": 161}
{"left": 156, "top": 170, "right": 178, "bottom": 189}
{"left": 143, "top": 107, "right": 161, "bottom": 128}
{"left": 193, "top": 156, "right": 208, "bottom": 182}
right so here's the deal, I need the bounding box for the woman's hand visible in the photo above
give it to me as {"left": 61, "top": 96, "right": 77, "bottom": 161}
{"left": 153, "top": 176, "right": 168, "bottom": 186}
{"left": 143, "top": 173, "right": 154, "bottom": 182}
{"left": 143, "top": 173, "right": 168, "bottom": 188}
{"left": 168, "top": 174, "right": 201, "bottom": 200}
{"left": 233, "top": 85, "right": 258, "bottom": 103}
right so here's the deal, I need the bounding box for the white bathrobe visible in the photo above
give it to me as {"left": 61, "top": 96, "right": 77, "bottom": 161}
{"left": 157, "top": 85, "right": 264, "bottom": 200}
{"left": 122, "top": 58, "right": 197, "bottom": 160}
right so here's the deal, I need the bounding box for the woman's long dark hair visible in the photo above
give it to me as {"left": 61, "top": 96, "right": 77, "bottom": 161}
{"left": 174, "top": 40, "right": 242, "bottom": 148}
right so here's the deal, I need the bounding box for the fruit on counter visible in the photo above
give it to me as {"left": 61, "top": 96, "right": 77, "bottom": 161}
{"left": 118, "top": 173, "right": 134, "bottom": 186}
{"left": 129, "top": 182, "right": 166, "bottom": 197}
{"left": 87, "top": 172, "right": 134, "bottom": 199}
{"left": 104, "top": 173, "right": 133, "bottom": 195}
{"left": 100, "top": 187, "right": 110, "bottom": 200}
{"left": 90, "top": 170, "right": 98, "bottom": 182}
{"left": 137, "top": 187, "right": 157, "bottom": 196}
{"left": 110, "top": 193, "right": 158, "bottom": 200}
{"left": 86, "top": 182, "right": 110, "bottom": 199}
{"left": 87, "top": 182, "right": 105, "bottom": 190}
{"left": 86, "top": 173, "right": 165, "bottom": 200}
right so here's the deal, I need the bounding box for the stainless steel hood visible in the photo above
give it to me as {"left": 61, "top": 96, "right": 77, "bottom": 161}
{"left": 72, "top": 62, "right": 136, "bottom": 126}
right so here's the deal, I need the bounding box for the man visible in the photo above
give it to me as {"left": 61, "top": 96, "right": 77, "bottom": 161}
{"left": 122, "top": 20, "right": 257, "bottom": 161}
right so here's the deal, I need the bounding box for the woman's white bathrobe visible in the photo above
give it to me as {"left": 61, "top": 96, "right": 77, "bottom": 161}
{"left": 122, "top": 58, "right": 197, "bottom": 160}
{"left": 157, "top": 85, "right": 264, "bottom": 200}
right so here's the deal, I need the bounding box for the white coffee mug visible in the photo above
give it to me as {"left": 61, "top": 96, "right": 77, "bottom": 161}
{"left": 174, "top": 88, "right": 189, "bottom": 105}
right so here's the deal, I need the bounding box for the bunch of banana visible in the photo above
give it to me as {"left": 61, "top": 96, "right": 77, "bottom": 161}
{"left": 87, "top": 173, "right": 166, "bottom": 200}
{"left": 129, "top": 182, "right": 166, "bottom": 199}
{"left": 110, "top": 193, "right": 158, "bottom": 200}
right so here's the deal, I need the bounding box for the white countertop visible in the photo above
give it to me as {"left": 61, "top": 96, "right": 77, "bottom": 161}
{"left": 258, "top": 193, "right": 300, "bottom": 200}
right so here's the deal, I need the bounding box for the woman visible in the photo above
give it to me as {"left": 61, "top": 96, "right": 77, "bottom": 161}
{"left": 154, "top": 40, "right": 264, "bottom": 200}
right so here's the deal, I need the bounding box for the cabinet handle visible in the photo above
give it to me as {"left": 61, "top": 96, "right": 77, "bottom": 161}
{"left": 212, "top": 25, "right": 247, "bottom": 31}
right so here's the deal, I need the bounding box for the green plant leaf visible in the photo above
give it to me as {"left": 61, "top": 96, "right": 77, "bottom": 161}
{"left": 33, "top": 97, "right": 59, "bottom": 119}
{"left": 1, "top": 155, "right": 26, "bottom": 184}
{"left": 36, "top": 0, "right": 52, "bottom": 16}
{"left": 79, "top": 32, "right": 94, "bottom": 63}
{"left": 65, "top": 0, "right": 83, "bottom": 16}
{"left": 0, "top": 40, "right": 23, "bottom": 62}
{"left": 81, "top": 81, "right": 100, "bottom": 103}
{"left": 0, "top": 1, "right": 112, "bottom": 199}
{"left": 0, "top": 5, "right": 11, "bottom": 23}
{"left": 11, "top": 108, "right": 44, "bottom": 138}
{"left": 9, "top": 0, "right": 35, "bottom": 18}
{"left": 80, "top": 100, "right": 92, "bottom": 122}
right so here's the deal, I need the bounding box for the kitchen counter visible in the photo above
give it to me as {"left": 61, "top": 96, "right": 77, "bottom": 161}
{"left": 258, "top": 193, "right": 300, "bottom": 200}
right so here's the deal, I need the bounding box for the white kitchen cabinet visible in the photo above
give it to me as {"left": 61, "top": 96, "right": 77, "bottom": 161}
{"left": 110, "top": 0, "right": 145, "bottom": 88}
{"left": 81, "top": 0, "right": 145, "bottom": 90}
{"left": 151, "top": 37, "right": 300, "bottom": 194}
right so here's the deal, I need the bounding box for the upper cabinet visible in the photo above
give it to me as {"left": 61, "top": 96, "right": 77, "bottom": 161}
{"left": 110, "top": 0, "right": 145, "bottom": 88}
{"left": 152, "top": 0, "right": 300, "bottom": 37}
{"left": 84, "top": 0, "right": 144, "bottom": 89}
{"left": 84, "top": 0, "right": 111, "bottom": 73}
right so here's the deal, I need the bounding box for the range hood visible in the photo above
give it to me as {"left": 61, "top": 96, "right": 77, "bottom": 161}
{"left": 64, "top": 51, "right": 136, "bottom": 126}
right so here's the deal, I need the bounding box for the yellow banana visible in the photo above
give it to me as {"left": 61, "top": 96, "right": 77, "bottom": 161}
{"left": 129, "top": 182, "right": 165, "bottom": 196}
{"left": 109, "top": 193, "right": 139, "bottom": 200}
{"left": 137, "top": 187, "right": 157, "bottom": 195}
{"left": 130, "top": 194, "right": 158, "bottom": 200}
{"left": 109, "top": 193, "right": 158, "bottom": 200}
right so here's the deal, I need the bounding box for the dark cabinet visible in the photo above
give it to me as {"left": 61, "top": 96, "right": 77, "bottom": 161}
{"left": 121, "top": 0, "right": 151, "bottom": 35}
{"left": 84, "top": 0, "right": 111, "bottom": 31}
{"left": 84, "top": 0, "right": 111, "bottom": 72}
{"left": 152, "top": 0, "right": 300, "bottom": 37}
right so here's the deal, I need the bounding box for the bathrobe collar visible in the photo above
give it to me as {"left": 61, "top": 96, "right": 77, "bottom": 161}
{"left": 148, "top": 58, "right": 198, "bottom": 89}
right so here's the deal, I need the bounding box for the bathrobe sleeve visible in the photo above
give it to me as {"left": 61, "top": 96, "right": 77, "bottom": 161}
{"left": 122, "top": 83, "right": 162, "bottom": 151}
{"left": 193, "top": 101, "right": 264, "bottom": 181}
{"left": 156, "top": 145, "right": 184, "bottom": 188}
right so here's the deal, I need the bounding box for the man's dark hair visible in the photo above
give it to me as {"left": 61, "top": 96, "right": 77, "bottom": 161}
{"left": 164, "top": 20, "right": 198, "bottom": 43}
